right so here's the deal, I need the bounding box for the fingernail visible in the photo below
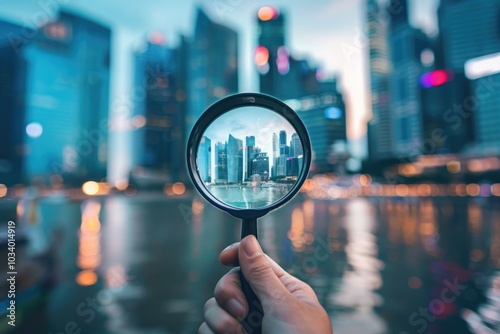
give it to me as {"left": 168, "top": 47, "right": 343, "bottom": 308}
{"left": 243, "top": 236, "right": 261, "bottom": 257}
{"left": 227, "top": 298, "right": 246, "bottom": 321}
{"left": 222, "top": 244, "right": 234, "bottom": 253}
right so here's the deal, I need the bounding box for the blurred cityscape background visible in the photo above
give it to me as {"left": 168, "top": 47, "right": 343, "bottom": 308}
{"left": 1, "top": 0, "right": 500, "bottom": 333}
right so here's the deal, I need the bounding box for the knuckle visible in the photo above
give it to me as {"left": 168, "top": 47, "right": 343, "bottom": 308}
{"left": 203, "top": 298, "right": 216, "bottom": 315}
{"left": 214, "top": 280, "right": 232, "bottom": 300}
{"left": 247, "top": 254, "right": 272, "bottom": 277}
{"left": 213, "top": 317, "right": 237, "bottom": 334}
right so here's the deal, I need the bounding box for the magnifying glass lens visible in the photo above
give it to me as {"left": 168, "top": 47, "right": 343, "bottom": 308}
{"left": 195, "top": 106, "right": 305, "bottom": 209}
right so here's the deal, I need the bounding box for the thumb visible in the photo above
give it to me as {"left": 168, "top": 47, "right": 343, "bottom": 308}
{"left": 239, "top": 235, "right": 289, "bottom": 303}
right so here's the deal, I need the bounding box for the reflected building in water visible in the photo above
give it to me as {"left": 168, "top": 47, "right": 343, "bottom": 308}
{"left": 373, "top": 198, "right": 494, "bottom": 333}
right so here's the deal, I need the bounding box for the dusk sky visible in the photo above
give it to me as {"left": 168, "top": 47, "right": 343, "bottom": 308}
{"left": 1, "top": 0, "right": 439, "bottom": 180}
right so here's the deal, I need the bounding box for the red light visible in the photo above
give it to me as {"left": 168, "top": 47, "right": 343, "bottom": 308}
{"left": 419, "top": 69, "right": 454, "bottom": 88}
{"left": 258, "top": 6, "right": 279, "bottom": 21}
{"left": 255, "top": 46, "right": 269, "bottom": 67}
{"left": 149, "top": 31, "right": 165, "bottom": 45}
{"left": 430, "top": 70, "right": 448, "bottom": 86}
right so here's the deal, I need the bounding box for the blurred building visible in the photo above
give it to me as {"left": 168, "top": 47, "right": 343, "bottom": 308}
{"left": 255, "top": 6, "right": 331, "bottom": 100}
{"left": 0, "top": 20, "right": 27, "bottom": 186}
{"left": 438, "top": 0, "right": 500, "bottom": 72}
{"left": 419, "top": 69, "right": 474, "bottom": 153}
{"left": 438, "top": 0, "right": 500, "bottom": 158}
{"left": 227, "top": 134, "right": 243, "bottom": 183}
{"left": 215, "top": 142, "right": 227, "bottom": 184}
{"left": 188, "top": 8, "right": 238, "bottom": 128}
{"left": 198, "top": 136, "right": 211, "bottom": 182}
{"left": 256, "top": 6, "right": 348, "bottom": 174}
{"left": 387, "top": 0, "right": 428, "bottom": 157}
{"left": 473, "top": 72, "right": 500, "bottom": 153}
{"left": 21, "top": 11, "right": 111, "bottom": 184}
{"left": 366, "top": 0, "right": 392, "bottom": 162}
{"left": 130, "top": 36, "right": 188, "bottom": 185}
{"left": 291, "top": 87, "right": 348, "bottom": 173}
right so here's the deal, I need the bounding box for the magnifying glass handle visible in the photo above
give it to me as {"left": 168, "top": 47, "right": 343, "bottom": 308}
{"left": 240, "top": 218, "right": 263, "bottom": 334}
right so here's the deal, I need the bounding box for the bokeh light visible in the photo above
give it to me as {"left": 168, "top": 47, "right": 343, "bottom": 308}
{"left": 258, "top": 6, "right": 279, "bottom": 21}
{"left": 76, "top": 270, "right": 98, "bottom": 286}
{"left": 82, "top": 181, "right": 100, "bottom": 196}
{"left": 26, "top": 122, "right": 43, "bottom": 138}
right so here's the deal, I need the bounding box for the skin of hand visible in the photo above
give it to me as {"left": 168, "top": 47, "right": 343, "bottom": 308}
{"left": 199, "top": 235, "right": 333, "bottom": 334}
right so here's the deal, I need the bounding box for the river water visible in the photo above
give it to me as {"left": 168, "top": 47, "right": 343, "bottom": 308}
{"left": 206, "top": 184, "right": 293, "bottom": 208}
{"left": 4, "top": 193, "right": 500, "bottom": 334}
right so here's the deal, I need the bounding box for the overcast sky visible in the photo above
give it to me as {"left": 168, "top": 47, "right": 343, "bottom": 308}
{"left": 1, "top": 0, "right": 439, "bottom": 179}
{"left": 203, "top": 106, "right": 297, "bottom": 154}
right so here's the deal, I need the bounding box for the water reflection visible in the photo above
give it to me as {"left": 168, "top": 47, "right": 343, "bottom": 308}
{"left": 20, "top": 194, "right": 500, "bottom": 333}
{"left": 76, "top": 200, "right": 101, "bottom": 286}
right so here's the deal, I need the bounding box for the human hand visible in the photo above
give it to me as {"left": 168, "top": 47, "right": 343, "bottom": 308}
{"left": 199, "top": 235, "right": 333, "bottom": 334}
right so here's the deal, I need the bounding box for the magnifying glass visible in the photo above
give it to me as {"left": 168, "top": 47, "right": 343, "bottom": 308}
{"left": 186, "top": 93, "right": 311, "bottom": 333}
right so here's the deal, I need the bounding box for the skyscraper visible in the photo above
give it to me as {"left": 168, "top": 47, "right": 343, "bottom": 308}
{"left": 215, "top": 142, "right": 227, "bottom": 183}
{"left": 278, "top": 130, "right": 290, "bottom": 156}
{"left": 438, "top": 0, "right": 500, "bottom": 156}
{"left": 227, "top": 134, "right": 243, "bottom": 183}
{"left": 21, "top": 10, "right": 111, "bottom": 184}
{"left": 279, "top": 130, "right": 287, "bottom": 147}
{"left": 256, "top": 6, "right": 285, "bottom": 97}
{"left": 387, "top": 0, "right": 428, "bottom": 157}
{"left": 255, "top": 6, "right": 328, "bottom": 100}
{"left": 198, "top": 136, "right": 211, "bottom": 182}
{"left": 272, "top": 132, "right": 279, "bottom": 176}
{"left": 245, "top": 135, "right": 257, "bottom": 179}
{"left": 473, "top": 72, "right": 500, "bottom": 153}
{"left": 131, "top": 37, "right": 187, "bottom": 183}
{"left": 251, "top": 152, "right": 270, "bottom": 181}
{"left": 419, "top": 70, "right": 474, "bottom": 153}
{"left": 188, "top": 8, "right": 238, "bottom": 128}
{"left": 294, "top": 88, "right": 348, "bottom": 173}
{"left": 366, "top": 0, "right": 392, "bottom": 161}
{"left": 0, "top": 20, "right": 26, "bottom": 185}
{"left": 290, "top": 133, "right": 303, "bottom": 158}
{"left": 438, "top": 0, "right": 500, "bottom": 72}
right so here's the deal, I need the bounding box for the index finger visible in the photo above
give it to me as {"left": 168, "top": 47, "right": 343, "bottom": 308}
{"left": 219, "top": 242, "right": 240, "bottom": 267}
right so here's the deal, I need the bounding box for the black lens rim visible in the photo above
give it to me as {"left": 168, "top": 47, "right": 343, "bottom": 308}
{"left": 186, "top": 92, "right": 311, "bottom": 220}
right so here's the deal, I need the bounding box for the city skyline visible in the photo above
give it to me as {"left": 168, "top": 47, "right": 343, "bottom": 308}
{"left": 201, "top": 106, "right": 297, "bottom": 160}
{"left": 1, "top": 0, "right": 440, "bottom": 181}
{"left": 199, "top": 127, "right": 301, "bottom": 184}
